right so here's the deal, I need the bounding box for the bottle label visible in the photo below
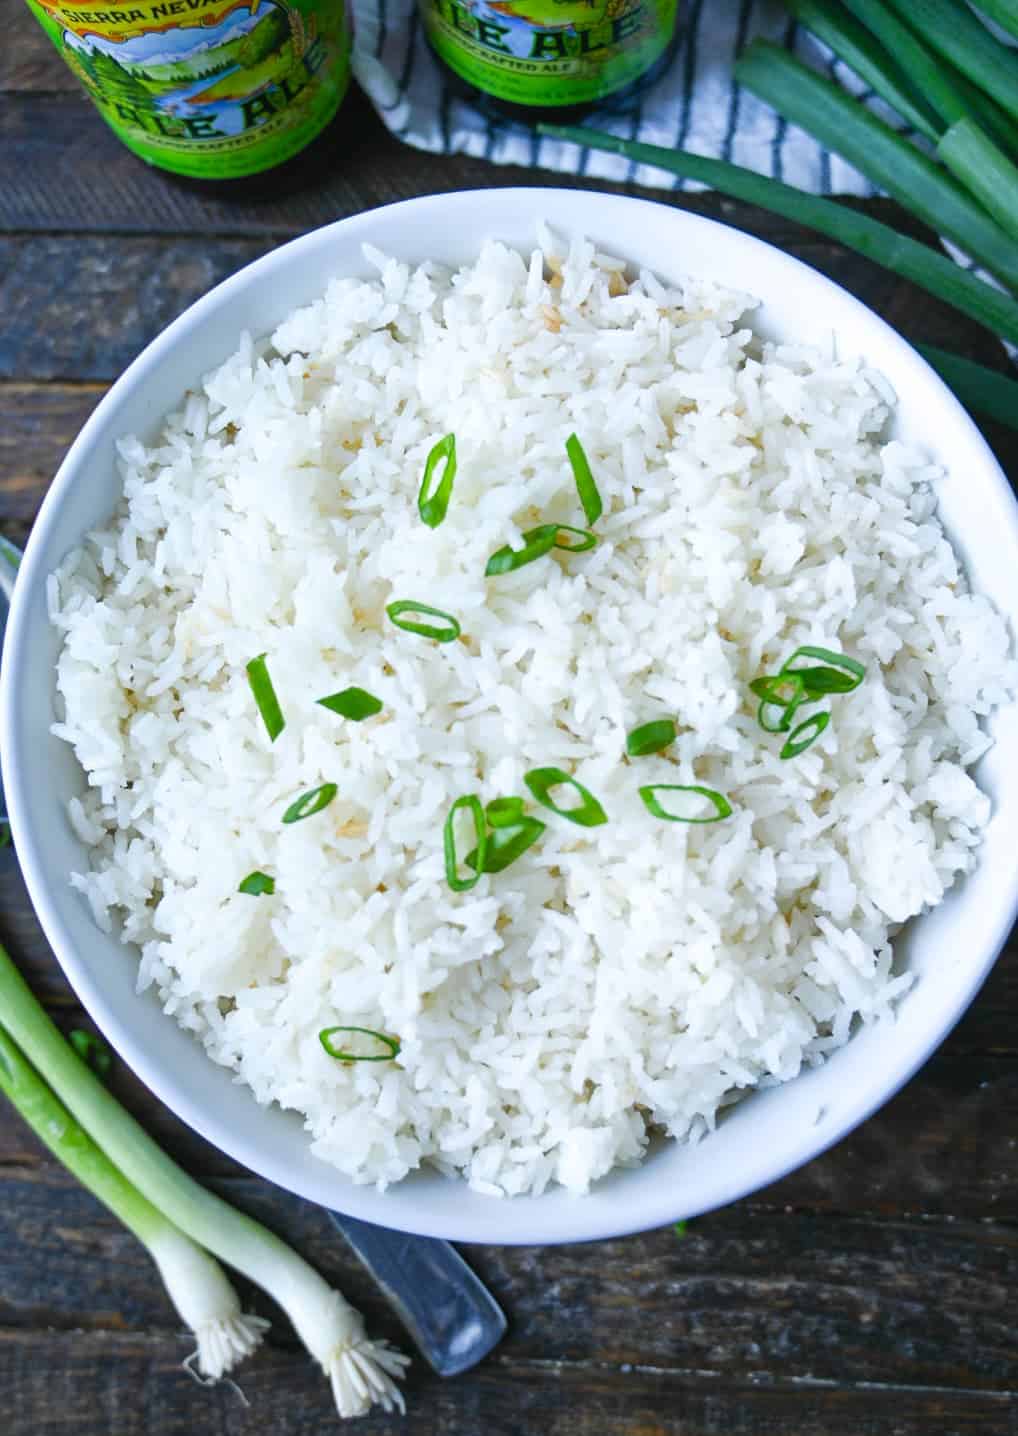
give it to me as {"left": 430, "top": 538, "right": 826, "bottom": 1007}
{"left": 421, "top": 0, "right": 677, "bottom": 107}
{"left": 23, "top": 0, "right": 350, "bottom": 178}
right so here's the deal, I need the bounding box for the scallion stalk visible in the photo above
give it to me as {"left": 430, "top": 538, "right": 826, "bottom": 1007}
{"left": 536, "top": 126, "right": 1018, "bottom": 347}
{"left": 0, "top": 1021, "right": 267, "bottom": 1381}
{"left": 938, "top": 116, "right": 1018, "bottom": 243}
{"left": 916, "top": 344, "right": 1018, "bottom": 431}
{"left": 734, "top": 41, "right": 1018, "bottom": 293}
{"left": 838, "top": 0, "right": 972, "bottom": 134}
{"left": 883, "top": 0, "right": 1018, "bottom": 123}
{"left": 974, "top": 0, "right": 1018, "bottom": 43}
{"left": 0, "top": 944, "right": 408, "bottom": 1417}
{"left": 788, "top": 0, "right": 941, "bottom": 142}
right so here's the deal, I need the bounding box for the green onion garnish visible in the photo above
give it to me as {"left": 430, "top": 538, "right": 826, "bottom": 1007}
{"left": 317, "top": 687, "right": 383, "bottom": 721}
{"left": 319, "top": 1027, "right": 401, "bottom": 1062}
{"left": 486, "top": 796, "right": 527, "bottom": 828}
{"left": 917, "top": 345, "right": 1018, "bottom": 433}
{"left": 565, "top": 433, "right": 603, "bottom": 526}
{"left": 524, "top": 768, "right": 608, "bottom": 827}
{"left": 246, "top": 653, "right": 285, "bottom": 742}
{"left": 781, "top": 646, "right": 865, "bottom": 693}
{"left": 485, "top": 524, "right": 597, "bottom": 577}
{"left": 626, "top": 719, "right": 677, "bottom": 757}
{"left": 417, "top": 433, "right": 457, "bottom": 528}
{"left": 282, "top": 783, "right": 338, "bottom": 824}
{"left": 779, "top": 712, "right": 831, "bottom": 760}
{"left": 387, "top": 600, "right": 461, "bottom": 643}
{"left": 444, "top": 794, "right": 487, "bottom": 891}
{"left": 639, "top": 784, "right": 732, "bottom": 823}
{"left": 238, "top": 870, "right": 275, "bottom": 896}
{"left": 750, "top": 673, "right": 808, "bottom": 733}
{"left": 467, "top": 817, "right": 546, "bottom": 873}
{"left": 674, "top": 1219, "right": 688, "bottom": 1239}
{"left": 69, "top": 1029, "right": 113, "bottom": 1079}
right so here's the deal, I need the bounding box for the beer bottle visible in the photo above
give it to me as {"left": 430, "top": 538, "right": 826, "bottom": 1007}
{"left": 419, "top": 0, "right": 682, "bottom": 123}
{"left": 22, "top": 0, "right": 352, "bottom": 183}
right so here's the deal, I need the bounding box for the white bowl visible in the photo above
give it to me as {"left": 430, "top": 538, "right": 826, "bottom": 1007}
{"left": 4, "top": 189, "right": 1017, "bottom": 1245}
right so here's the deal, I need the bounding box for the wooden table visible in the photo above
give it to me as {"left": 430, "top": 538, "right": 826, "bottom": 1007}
{"left": 2, "top": 7, "right": 1017, "bottom": 1432}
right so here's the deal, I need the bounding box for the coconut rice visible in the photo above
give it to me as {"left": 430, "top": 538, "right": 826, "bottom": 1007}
{"left": 49, "top": 232, "right": 1016, "bottom": 1197}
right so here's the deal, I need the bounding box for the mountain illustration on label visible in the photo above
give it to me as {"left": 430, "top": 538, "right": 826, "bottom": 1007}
{"left": 484, "top": 0, "right": 621, "bottom": 27}
{"left": 49, "top": 0, "right": 337, "bottom": 142}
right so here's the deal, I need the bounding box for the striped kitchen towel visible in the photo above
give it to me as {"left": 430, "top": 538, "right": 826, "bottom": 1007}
{"left": 350, "top": 0, "right": 886, "bottom": 195}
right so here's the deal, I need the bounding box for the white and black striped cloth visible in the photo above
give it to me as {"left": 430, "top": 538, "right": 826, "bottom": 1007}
{"left": 350, "top": 0, "right": 883, "bottom": 195}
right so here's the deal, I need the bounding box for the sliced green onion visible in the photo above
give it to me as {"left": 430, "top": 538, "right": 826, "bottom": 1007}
{"left": 532, "top": 134, "right": 1018, "bottom": 349}
{"left": 734, "top": 41, "right": 1018, "bottom": 293}
{"left": 750, "top": 673, "right": 809, "bottom": 732}
{"left": 246, "top": 653, "right": 285, "bottom": 742}
{"left": 387, "top": 599, "right": 461, "bottom": 643}
{"left": 69, "top": 1029, "right": 113, "bottom": 1079}
{"left": 524, "top": 768, "right": 608, "bottom": 827}
{"left": 780, "top": 711, "right": 831, "bottom": 760}
{"left": 319, "top": 1026, "right": 401, "bottom": 1062}
{"left": 638, "top": 784, "right": 733, "bottom": 823}
{"left": 884, "top": 0, "right": 1018, "bottom": 123}
{"left": 485, "top": 524, "right": 597, "bottom": 577}
{"left": 417, "top": 433, "right": 457, "bottom": 528}
{"left": 282, "top": 783, "right": 338, "bottom": 824}
{"left": 626, "top": 718, "right": 678, "bottom": 757}
{"left": 789, "top": 0, "right": 941, "bottom": 142}
{"left": 317, "top": 686, "right": 383, "bottom": 721}
{"left": 238, "top": 870, "right": 275, "bottom": 896}
{"left": 0, "top": 942, "right": 407, "bottom": 1415}
{"left": 781, "top": 647, "right": 866, "bottom": 692}
{"left": 466, "top": 817, "right": 546, "bottom": 873}
{"left": 565, "top": 433, "right": 603, "bottom": 526}
{"left": 486, "top": 796, "right": 527, "bottom": 828}
{"left": 938, "top": 117, "right": 1018, "bottom": 243}
{"left": 444, "top": 794, "right": 487, "bottom": 891}
{"left": 917, "top": 344, "right": 1018, "bottom": 431}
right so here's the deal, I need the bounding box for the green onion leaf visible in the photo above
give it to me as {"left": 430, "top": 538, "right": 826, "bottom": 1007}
{"left": 444, "top": 794, "right": 487, "bottom": 891}
{"left": 883, "top": 0, "right": 1018, "bottom": 124}
{"left": 565, "top": 433, "right": 603, "bottom": 526}
{"left": 246, "top": 653, "right": 285, "bottom": 742}
{"left": 638, "top": 784, "right": 733, "bottom": 823}
{"left": 418, "top": 433, "right": 457, "bottom": 528}
{"left": 387, "top": 600, "right": 461, "bottom": 643}
{"left": 467, "top": 817, "right": 546, "bottom": 873}
{"left": 486, "top": 796, "right": 527, "bottom": 828}
{"left": 524, "top": 768, "right": 608, "bottom": 827}
{"left": 626, "top": 718, "right": 678, "bottom": 757}
{"left": 917, "top": 344, "right": 1018, "bottom": 432}
{"left": 780, "top": 712, "right": 831, "bottom": 760}
{"left": 485, "top": 524, "right": 597, "bottom": 577}
{"left": 974, "top": 0, "right": 1018, "bottom": 43}
{"left": 319, "top": 1027, "right": 401, "bottom": 1062}
{"left": 788, "top": 0, "right": 941, "bottom": 143}
{"left": 238, "top": 870, "right": 275, "bottom": 896}
{"left": 781, "top": 647, "right": 865, "bottom": 692}
{"left": 282, "top": 783, "right": 338, "bottom": 824}
{"left": 69, "top": 1029, "right": 113, "bottom": 1079}
{"left": 533, "top": 130, "right": 1018, "bottom": 349}
{"left": 317, "top": 686, "right": 383, "bottom": 721}
{"left": 734, "top": 41, "right": 1018, "bottom": 294}
{"left": 938, "top": 117, "right": 1018, "bottom": 244}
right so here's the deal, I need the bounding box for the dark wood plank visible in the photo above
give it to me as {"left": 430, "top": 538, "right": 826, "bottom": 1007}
{"left": 2, "top": 1167, "right": 1017, "bottom": 1393}
{"left": 0, "top": 384, "right": 105, "bottom": 548}
{"left": 0, "top": 7, "right": 71, "bottom": 92}
{"left": 0, "top": 1328, "right": 1014, "bottom": 1436}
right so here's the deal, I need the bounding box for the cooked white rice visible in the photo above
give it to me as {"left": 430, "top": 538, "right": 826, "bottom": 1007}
{"left": 50, "top": 232, "right": 1015, "bottom": 1197}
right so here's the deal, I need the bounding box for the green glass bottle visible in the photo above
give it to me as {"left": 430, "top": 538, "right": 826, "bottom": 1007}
{"left": 21, "top": 0, "right": 351, "bottom": 181}
{"left": 420, "top": 0, "right": 682, "bottom": 123}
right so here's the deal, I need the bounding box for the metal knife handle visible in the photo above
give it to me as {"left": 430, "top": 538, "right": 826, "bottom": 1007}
{"left": 328, "top": 1211, "right": 507, "bottom": 1377}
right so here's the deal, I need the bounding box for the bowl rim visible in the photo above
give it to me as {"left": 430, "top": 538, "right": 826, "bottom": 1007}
{"left": 3, "top": 186, "right": 1017, "bottom": 1244}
